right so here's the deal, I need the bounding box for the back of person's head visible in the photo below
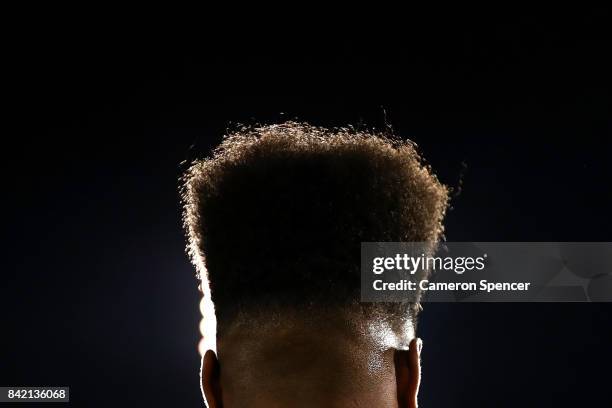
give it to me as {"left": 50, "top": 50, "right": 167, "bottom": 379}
{"left": 182, "top": 122, "right": 448, "bottom": 407}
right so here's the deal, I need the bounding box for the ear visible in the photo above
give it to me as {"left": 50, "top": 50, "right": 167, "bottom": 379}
{"left": 202, "top": 350, "right": 223, "bottom": 408}
{"left": 394, "top": 338, "right": 422, "bottom": 408}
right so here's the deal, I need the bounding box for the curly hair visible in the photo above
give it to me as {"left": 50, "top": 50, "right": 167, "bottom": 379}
{"left": 182, "top": 122, "right": 448, "bottom": 332}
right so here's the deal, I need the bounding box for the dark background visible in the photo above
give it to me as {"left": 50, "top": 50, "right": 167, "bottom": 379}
{"left": 2, "top": 8, "right": 611, "bottom": 407}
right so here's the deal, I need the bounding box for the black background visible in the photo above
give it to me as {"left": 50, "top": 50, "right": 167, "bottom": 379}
{"left": 2, "top": 7, "right": 611, "bottom": 407}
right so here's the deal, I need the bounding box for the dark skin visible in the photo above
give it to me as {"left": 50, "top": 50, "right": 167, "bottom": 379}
{"left": 201, "top": 337, "right": 422, "bottom": 408}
